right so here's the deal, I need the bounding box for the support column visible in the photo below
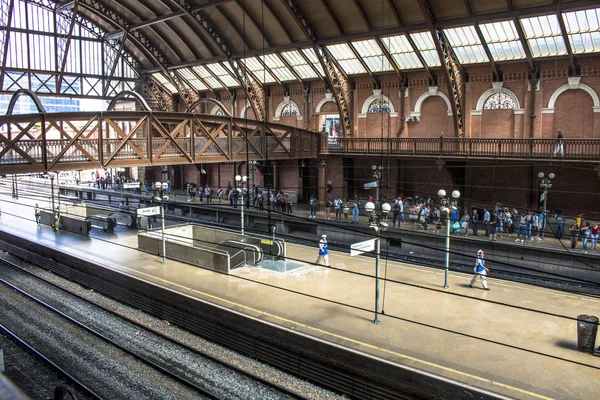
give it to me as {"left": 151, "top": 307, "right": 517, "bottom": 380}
{"left": 318, "top": 159, "right": 326, "bottom": 204}
{"left": 527, "top": 79, "right": 539, "bottom": 138}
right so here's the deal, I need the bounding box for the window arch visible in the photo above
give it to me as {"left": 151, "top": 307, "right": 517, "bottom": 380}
{"left": 483, "top": 93, "right": 516, "bottom": 110}
{"left": 367, "top": 98, "right": 391, "bottom": 113}
{"left": 281, "top": 103, "right": 299, "bottom": 116}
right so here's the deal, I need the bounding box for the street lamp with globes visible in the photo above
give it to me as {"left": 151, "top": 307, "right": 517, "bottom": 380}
{"left": 365, "top": 199, "right": 390, "bottom": 324}
{"left": 154, "top": 181, "right": 169, "bottom": 264}
{"left": 538, "top": 172, "right": 555, "bottom": 239}
{"left": 438, "top": 189, "right": 461, "bottom": 289}
{"left": 235, "top": 174, "right": 248, "bottom": 235}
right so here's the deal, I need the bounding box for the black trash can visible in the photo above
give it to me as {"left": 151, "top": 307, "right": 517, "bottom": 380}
{"left": 577, "top": 315, "right": 599, "bottom": 353}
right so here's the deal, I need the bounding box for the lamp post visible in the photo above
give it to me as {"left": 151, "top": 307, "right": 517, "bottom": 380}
{"left": 437, "top": 189, "right": 461, "bottom": 289}
{"left": 235, "top": 174, "right": 248, "bottom": 235}
{"left": 538, "top": 172, "right": 555, "bottom": 239}
{"left": 365, "top": 199, "right": 390, "bottom": 324}
{"left": 154, "top": 181, "right": 169, "bottom": 265}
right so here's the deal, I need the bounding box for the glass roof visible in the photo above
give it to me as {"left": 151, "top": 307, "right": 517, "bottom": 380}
{"left": 380, "top": 35, "right": 422, "bottom": 69}
{"left": 152, "top": 73, "right": 177, "bottom": 94}
{"left": 479, "top": 20, "right": 526, "bottom": 61}
{"left": 563, "top": 8, "right": 600, "bottom": 54}
{"left": 240, "top": 57, "right": 277, "bottom": 84}
{"left": 520, "top": 14, "right": 567, "bottom": 57}
{"left": 443, "top": 26, "right": 488, "bottom": 64}
{"left": 206, "top": 62, "right": 239, "bottom": 87}
{"left": 151, "top": 7, "right": 600, "bottom": 94}
{"left": 259, "top": 54, "right": 297, "bottom": 82}
{"left": 192, "top": 65, "right": 224, "bottom": 89}
{"left": 409, "top": 31, "right": 441, "bottom": 67}
{"left": 280, "top": 50, "right": 320, "bottom": 79}
{"left": 177, "top": 69, "right": 208, "bottom": 91}
{"left": 326, "top": 43, "right": 367, "bottom": 75}
{"left": 351, "top": 39, "right": 393, "bottom": 72}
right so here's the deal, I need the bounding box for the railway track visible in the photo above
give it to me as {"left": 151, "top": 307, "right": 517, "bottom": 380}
{"left": 0, "top": 257, "right": 314, "bottom": 400}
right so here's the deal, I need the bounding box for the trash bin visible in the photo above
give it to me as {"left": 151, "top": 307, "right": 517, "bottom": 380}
{"left": 577, "top": 315, "right": 598, "bottom": 353}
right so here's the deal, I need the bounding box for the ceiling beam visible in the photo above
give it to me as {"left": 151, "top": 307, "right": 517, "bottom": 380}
{"left": 375, "top": 37, "right": 406, "bottom": 85}
{"left": 128, "top": 11, "right": 186, "bottom": 32}
{"left": 214, "top": 6, "right": 252, "bottom": 53}
{"left": 350, "top": 0, "right": 371, "bottom": 31}
{"left": 321, "top": 0, "right": 344, "bottom": 35}
{"left": 418, "top": 0, "right": 465, "bottom": 137}
{"left": 556, "top": 13, "right": 578, "bottom": 76}
{"left": 473, "top": 24, "right": 501, "bottom": 81}
{"left": 386, "top": 0, "right": 403, "bottom": 26}
{"left": 512, "top": 17, "right": 537, "bottom": 76}
{"left": 234, "top": 0, "right": 271, "bottom": 48}
{"left": 348, "top": 43, "right": 378, "bottom": 86}
{"left": 261, "top": 0, "right": 293, "bottom": 44}
{"left": 405, "top": 34, "right": 436, "bottom": 85}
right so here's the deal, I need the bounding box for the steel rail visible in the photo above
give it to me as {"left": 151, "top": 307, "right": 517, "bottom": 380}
{"left": 0, "top": 257, "right": 313, "bottom": 400}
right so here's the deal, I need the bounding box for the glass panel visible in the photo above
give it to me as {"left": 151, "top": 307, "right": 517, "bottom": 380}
{"left": 206, "top": 63, "right": 239, "bottom": 87}
{"left": 6, "top": 31, "right": 28, "bottom": 69}
{"left": 381, "top": 35, "right": 422, "bottom": 69}
{"left": 443, "top": 26, "right": 488, "bottom": 64}
{"left": 152, "top": 73, "right": 177, "bottom": 94}
{"left": 483, "top": 93, "right": 516, "bottom": 110}
{"left": 409, "top": 31, "right": 441, "bottom": 66}
{"left": 563, "top": 8, "right": 600, "bottom": 54}
{"left": 326, "top": 43, "right": 367, "bottom": 75}
{"left": 192, "top": 65, "right": 223, "bottom": 89}
{"left": 520, "top": 15, "right": 567, "bottom": 57}
{"left": 281, "top": 103, "right": 299, "bottom": 116}
{"left": 350, "top": 39, "right": 393, "bottom": 72}
{"left": 479, "top": 20, "right": 526, "bottom": 61}
{"left": 281, "top": 50, "right": 319, "bottom": 79}
{"left": 301, "top": 48, "right": 325, "bottom": 76}
{"left": 177, "top": 69, "right": 208, "bottom": 91}
{"left": 367, "top": 98, "right": 390, "bottom": 113}
{"left": 260, "top": 54, "right": 296, "bottom": 81}
{"left": 240, "top": 57, "right": 276, "bottom": 83}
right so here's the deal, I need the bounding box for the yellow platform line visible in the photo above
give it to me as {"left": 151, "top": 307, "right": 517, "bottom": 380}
{"left": 118, "top": 263, "right": 554, "bottom": 400}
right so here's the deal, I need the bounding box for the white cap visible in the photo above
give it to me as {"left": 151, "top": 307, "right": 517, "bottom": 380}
{"left": 477, "top": 249, "right": 483, "bottom": 254}
{"left": 322, "top": 234, "right": 327, "bottom": 238}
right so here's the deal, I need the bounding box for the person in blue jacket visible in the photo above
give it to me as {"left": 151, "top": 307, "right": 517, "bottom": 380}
{"left": 469, "top": 250, "right": 490, "bottom": 290}
{"left": 315, "top": 234, "right": 329, "bottom": 267}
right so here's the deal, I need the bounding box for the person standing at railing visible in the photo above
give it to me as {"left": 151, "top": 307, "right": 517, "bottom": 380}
{"left": 553, "top": 130, "right": 564, "bottom": 157}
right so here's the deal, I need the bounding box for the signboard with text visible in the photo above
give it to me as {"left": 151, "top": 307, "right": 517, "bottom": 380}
{"left": 136, "top": 206, "right": 161, "bottom": 216}
{"left": 351, "top": 238, "right": 376, "bottom": 256}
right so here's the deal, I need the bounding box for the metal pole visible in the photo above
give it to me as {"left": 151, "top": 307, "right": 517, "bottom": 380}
{"left": 161, "top": 203, "right": 166, "bottom": 265}
{"left": 241, "top": 188, "right": 245, "bottom": 235}
{"left": 444, "top": 210, "right": 450, "bottom": 289}
{"left": 542, "top": 187, "right": 548, "bottom": 239}
{"left": 50, "top": 176, "right": 56, "bottom": 229}
{"left": 374, "top": 236, "right": 381, "bottom": 324}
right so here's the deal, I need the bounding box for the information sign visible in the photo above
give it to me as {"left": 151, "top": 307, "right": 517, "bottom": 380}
{"left": 351, "top": 238, "right": 376, "bottom": 256}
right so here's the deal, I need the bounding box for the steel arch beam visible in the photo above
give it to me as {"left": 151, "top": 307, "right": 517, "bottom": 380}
{"left": 282, "top": 0, "right": 352, "bottom": 136}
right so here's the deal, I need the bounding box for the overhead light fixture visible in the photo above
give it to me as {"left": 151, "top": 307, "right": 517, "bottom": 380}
{"left": 105, "top": 31, "right": 126, "bottom": 41}
{"left": 56, "top": 1, "right": 76, "bottom": 13}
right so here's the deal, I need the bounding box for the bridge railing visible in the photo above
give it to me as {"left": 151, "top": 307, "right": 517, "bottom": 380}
{"left": 326, "top": 137, "right": 600, "bottom": 161}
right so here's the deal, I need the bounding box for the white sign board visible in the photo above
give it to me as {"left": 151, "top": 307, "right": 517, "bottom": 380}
{"left": 351, "top": 238, "right": 376, "bottom": 256}
{"left": 540, "top": 192, "right": 546, "bottom": 202}
{"left": 137, "top": 206, "right": 161, "bottom": 216}
{"left": 123, "top": 182, "right": 140, "bottom": 189}
{"left": 364, "top": 181, "right": 378, "bottom": 189}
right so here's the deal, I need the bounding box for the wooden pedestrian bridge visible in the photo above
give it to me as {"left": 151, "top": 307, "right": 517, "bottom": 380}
{"left": 1, "top": 110, "right": 599, "bottom": 174}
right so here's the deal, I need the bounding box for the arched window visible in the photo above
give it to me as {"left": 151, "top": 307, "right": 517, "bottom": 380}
{"left": 214, "top": 108, "right": 226, "bottom": 116}
{"left": 483, "top": 93, "right": 516, "bottom": 110}
{"left": 281, "top": 103, "right": 299, "bottom": 116}
{"left": 367, "top": 98, "right": 391, "bottom": 113}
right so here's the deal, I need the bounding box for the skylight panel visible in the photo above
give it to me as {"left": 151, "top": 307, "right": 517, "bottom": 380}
{"left": 443, "top": 26, "right": 488, "bottom": 64}
{"left": 409, "top": 31, "right": 441, "bottom": 67}
{"left": 240, "top": 57, "right": 276, "bottom": 84}
{"left": 562, "top": 8, "right": 600, "bottom": 54}
{"left": 326, "top": 43, "right": 367, "bottom": 75}
{"left": 192, "top": 65, "right": 223, "bottom": 89}
{"left": 206, "top": 63, "right": 239, "bottom": 87}
{"left": 479, "top": 20, "right": 526, "bottom": 61}
{"left": 380, "top": 35, "right": 422, "bottom": 69}
{"left": 350, "top": 39, "right": 393, "bottom": 72}
{"left": 301, "top": 48, "right": 326, "bottom": 76}
{"left": 177, "top": 69, "right": 207, "bottom": 91}
{"left": 260, "top": 54, "right": 296, "bottom": 82}
{"left": 520, "top": 15, "right": 567, "bottom": 57}
{"left": 281, "top": 50, "right": 319, "bottom": 79}
{"left": 152, "top": 73, "right": 177, "bottom": 94}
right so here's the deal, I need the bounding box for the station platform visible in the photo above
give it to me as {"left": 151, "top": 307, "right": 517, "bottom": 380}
{"left": 0, "top": 192, "right": 599, "bottom": 400}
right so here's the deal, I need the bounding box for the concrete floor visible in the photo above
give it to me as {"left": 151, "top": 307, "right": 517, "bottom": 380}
{"left": 1, "top": 191, "right": 599, "bottom": 400}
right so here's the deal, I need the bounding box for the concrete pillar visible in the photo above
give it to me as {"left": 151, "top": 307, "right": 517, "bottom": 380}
{"left": 318, "top": 159, "right": 326, "bottom": 204}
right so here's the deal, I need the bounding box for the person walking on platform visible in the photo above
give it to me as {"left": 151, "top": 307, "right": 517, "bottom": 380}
{"left": 34, "top": 203, "right": 41, "bottom": 225}
{"left": 469, "top": 250, "right": 490, "bottom": 290}
{"left": 569, "top": 220, "right": 579, "bottom": 249}
{"left": 315, "top": 234, "right": 329, "bottom": 267}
